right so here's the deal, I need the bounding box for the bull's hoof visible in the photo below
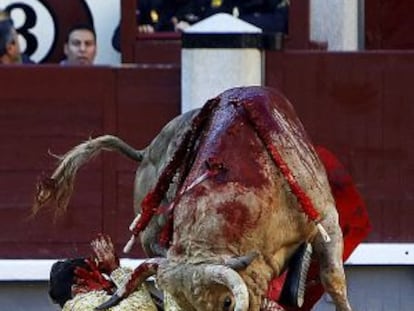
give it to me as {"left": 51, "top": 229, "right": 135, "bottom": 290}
{"left": 95, "top": 294, "right": 122, "bottom": 310}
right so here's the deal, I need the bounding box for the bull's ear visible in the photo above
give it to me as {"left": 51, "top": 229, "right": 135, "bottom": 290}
{"left": 224, "top": 251, "right": 259, "bottom": 270}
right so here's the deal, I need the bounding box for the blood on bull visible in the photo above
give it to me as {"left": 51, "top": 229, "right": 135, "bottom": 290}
{"left": 34, "top": 86, "right": 369, "bottom": 311}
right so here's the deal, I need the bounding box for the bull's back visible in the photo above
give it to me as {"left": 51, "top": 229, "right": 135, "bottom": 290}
{"left": 170, "top": 87, "right": 320, "bottom": 258}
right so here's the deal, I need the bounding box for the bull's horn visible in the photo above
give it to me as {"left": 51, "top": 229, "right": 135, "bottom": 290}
{"left": 224, "top": 251, "right": 259, "bottom": 270}
{"left": 205, "top": 265, "right": 249, "bottom": 311}
{"left": 95, "top": 294, "right": 122, "bottom": 310}
{"left": 95, "top": 257, "right": 166, "bottom": 310}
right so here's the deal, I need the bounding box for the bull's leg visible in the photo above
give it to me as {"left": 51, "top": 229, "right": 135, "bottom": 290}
{"left": 312, "top": 212, "right": 352, "bottom": 311}
{"left": 239, "top": 94, "right": 353, "bottom": 310}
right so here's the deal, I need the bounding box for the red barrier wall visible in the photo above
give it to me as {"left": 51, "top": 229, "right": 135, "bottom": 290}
{"left": 0, "top": 65, "right": 180, "bottom": 258}
{"left": 266, "top": 51, "right": 414, "bottom": 242}
{"left": 365, "top": 0, "right": 414, "bottom": 49}
{"left": 1, "top": 51, "right": 414, "bottom": 258}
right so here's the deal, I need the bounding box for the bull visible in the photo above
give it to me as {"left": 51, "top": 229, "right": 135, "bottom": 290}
{"left": 34, "top": 86, "right": 355, "bottom": 311}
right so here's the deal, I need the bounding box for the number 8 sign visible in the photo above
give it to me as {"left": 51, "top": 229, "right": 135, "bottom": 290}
{"left": 1, "top": 0, "right": 120, "bottom": 64}
{"left": 2, "top": 0, "right": 56, "bottom": 62}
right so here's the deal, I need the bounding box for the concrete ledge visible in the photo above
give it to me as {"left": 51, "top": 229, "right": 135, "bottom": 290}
{"left": 182, "top": 33, "right": 283, "bottom": 50}
{"left": 345, "top": 243, "right": 414, "bottom": 265}
{"left": 0, "top": 258, "right": 144, "bottom": 281}
{"left": 1, "top": 244, "right": 413, "bottom": 281}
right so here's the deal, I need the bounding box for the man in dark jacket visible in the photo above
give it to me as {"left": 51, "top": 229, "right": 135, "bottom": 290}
{"left": 155, "top": 0, "right": 229, "bottom": 32}
{"left": 230, "top": 0, "right": 289, "bottom": 33}
{"left": 155, "top": 0, "right": 288, "bottom": 33}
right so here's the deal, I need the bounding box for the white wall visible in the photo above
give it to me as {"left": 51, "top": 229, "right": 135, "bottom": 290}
{"left": 84, "top": 0, "right": 121, "bottom": 65}
{"left": 310, "top": 0, "right": 359, "bottom": 51}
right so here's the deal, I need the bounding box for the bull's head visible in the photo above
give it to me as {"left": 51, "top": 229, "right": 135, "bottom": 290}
{"left": 158, "top": 263, "right": 248, "bottom": 311}
{"left": 97, "top": 252, "right": 258, "bottom": 311}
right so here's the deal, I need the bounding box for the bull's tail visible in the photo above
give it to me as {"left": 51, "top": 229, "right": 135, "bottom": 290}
{"left": 33, "top": 135, "right": 145, "bottom": 218}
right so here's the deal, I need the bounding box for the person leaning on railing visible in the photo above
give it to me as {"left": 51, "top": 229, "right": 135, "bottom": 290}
{"left": 153, "top": 0, "right": 289, "bottom": 33}
{"left": 154, "top": 0, "right": 231, "bottom": 32}
{"left": 111, "top": 0, "right": 162, "bottom": 52}
{"left": 227, "top": 0, "right": 289, "bottom": 33}
{"left": 111, "top": 0, "right": 289, "bottom": 51}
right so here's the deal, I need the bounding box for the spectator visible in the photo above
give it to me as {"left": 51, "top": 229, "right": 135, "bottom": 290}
{"left": 112, "top": 0, "right": 288, "bottom": 51}
{"left": 112, "top": 0, "right": 162, "bottom": 52}
{"left": 61, "top": 24, "right": 97, "bottom": 66}
{"left": 155, "top": 0, "right": 231, "bottom": 32}
{"left": 0, "top": 11, "right": 34, "bottom": 64}
{"left": 49, "top": 234, "right": 158, "bottom": 311}
{"left": 230, "top": 0, "right": 289, "bottom": 33}
{"left": 152, "top": 0, "right": 289, "bottom": 33}
{"left": 137, "top": 0, "right": 163, "bottom": 33}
